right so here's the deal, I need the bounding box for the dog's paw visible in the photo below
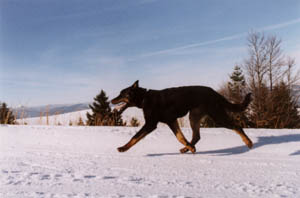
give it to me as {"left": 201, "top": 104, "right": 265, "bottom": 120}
{"left": 180, "top": 145, "right": 196, "bottom": 154}
{"left": 247, "top": 141, "right": 253, "bottom": 149}
{"left": 189, "top": 146, "right": 196, "bottom": 154}
{"left": 117, "top": 146, "right": 127, "bottom": 152}
{"left": 180, "top": 147, "right": 189, "bottom": 153}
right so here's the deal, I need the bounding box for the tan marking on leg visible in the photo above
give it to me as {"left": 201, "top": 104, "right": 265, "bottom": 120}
{"left": 233, "top": 129, "right": 253, "bottom": 149}
{"left": 180, "top": 147, "right": 189, "bottom": 153}
{"left": 180, "top": 113, "right": 201, "bottom": 153}
{"left": 170, "top": 121, "right": 195, "bottom": 153}
{"left": 118, "top": 137, "right": 138, "bottom": 152}
{"left": 117, "top": 123, "right": 157, "bottom": 152}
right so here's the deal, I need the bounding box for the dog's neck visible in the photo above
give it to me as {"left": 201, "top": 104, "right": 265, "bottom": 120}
{"left": 134, "top": 87, "right": 148, "bottom": 108}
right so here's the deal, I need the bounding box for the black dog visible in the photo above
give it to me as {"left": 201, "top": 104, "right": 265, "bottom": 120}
{"left": 111, "top": 81, "right": 253, "bottom": 153}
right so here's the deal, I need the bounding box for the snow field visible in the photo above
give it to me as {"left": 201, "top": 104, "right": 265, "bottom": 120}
{"left": 17, "top": 108, "right": 146, "bottom": 127}
{"left": 17, "top": 107, "right": 187, "bottom": 128}
{"left": 0, "top": 125, "right": 300, "bottom": 197}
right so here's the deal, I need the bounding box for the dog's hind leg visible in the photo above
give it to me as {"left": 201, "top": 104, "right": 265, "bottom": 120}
{"left": 167, "top": 120, "right": 196, "bottom": 153}
{"left": 180, "top": 111, "right": 202, "bottom": 153}
{"left": 117, "top": 122, "right": 157, "bottom": 152}
{"left": 232, "top": 127, "right": 253, "bottom": 148}
{"left": 209, "top": 109, "right": 253, "bottom": 149}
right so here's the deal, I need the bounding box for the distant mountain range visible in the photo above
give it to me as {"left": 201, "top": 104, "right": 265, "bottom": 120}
{"left": 14, "top": 102, "right": 90, "bottom": 119}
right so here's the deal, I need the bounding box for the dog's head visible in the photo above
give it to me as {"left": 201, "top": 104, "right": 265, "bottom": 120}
{"left": 111, "top": 80, "right": 141, "bottom": 108}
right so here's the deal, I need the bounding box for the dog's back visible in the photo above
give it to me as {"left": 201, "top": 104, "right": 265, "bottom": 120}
{"left": 148, "top": 86, "right": 217, "bottom": 109}
{"left": 143, "top": 86, "right": 251, "bottom": 123}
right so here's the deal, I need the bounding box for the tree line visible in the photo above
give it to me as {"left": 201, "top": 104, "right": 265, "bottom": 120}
{"left": 218, "top": 32, "right": 300, "bottom": 128}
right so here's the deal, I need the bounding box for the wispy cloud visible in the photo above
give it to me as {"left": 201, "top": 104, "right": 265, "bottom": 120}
{"left": 133, "top": 17, "right": 300, "bottom": 60}
{"left": 259, "top": 17, "right": 300, "bottom": 32}
{"left": 136, "top": 33, "right": 246, "bottom": 58}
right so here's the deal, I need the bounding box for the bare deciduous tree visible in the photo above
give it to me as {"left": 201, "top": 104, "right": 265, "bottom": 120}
{"left": 265, "top": 35, "right": 285, "bottom": 92}
{"left": 244, "top": 32, "right": 269, "bottom": 125}
{"left": 244, "top": 32, "right": 268, "bottom": 91}
{"left": 243, "top": 32, "right": 300, "bottom": 128}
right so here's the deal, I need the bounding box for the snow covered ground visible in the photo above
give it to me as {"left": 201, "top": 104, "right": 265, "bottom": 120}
{"left": 1, "top": 125, "right": 300, "bottom": 197}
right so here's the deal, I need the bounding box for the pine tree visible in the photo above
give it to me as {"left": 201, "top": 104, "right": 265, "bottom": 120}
{"left": 0, "top": 102, "right": 15, "bottom": 124}
{"left": 87, "top": 90, "right": 111, "bottom": 126}
{"left": 265, "top": 82, "right": 300, "bottom": 128}
{"left": 86, "top": 90, "right": 125, "bottom": 126}
{"left": 227, "top": 66, "right": 253, "bottom": 128}
{"left": 228, "top": 65, "right": 246, "bottom": 103}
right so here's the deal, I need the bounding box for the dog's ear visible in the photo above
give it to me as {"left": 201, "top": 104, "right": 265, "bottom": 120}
{"left": 132, "top": 80, "right": 139, "bottom": 88}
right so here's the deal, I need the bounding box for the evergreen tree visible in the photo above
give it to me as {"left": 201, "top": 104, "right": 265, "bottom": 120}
{"left": 227, "top": 66, "right": 253, "bottom": 128}
{"left": 87, "top": 90, "right": 111, "bottom": 126}
{"left": 0, "top": 102, "right": 15, "bottom": 124}
{"left": 87, "top": 90, "right": 125, "bottom": 126}
{"left": 247, "top": 81, "right": 300, "bottom": 128}
{"left": 228, "top": 65, "right": 246, "bottom": 102}
{"left": 264, "top": 82, "right": 300, "bottom": 128}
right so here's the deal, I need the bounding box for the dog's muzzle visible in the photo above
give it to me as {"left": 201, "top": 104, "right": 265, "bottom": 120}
{"left": 111, "top": 95, "right": 129, "bottom": 112}
{"left": 111, "top": 95, "right": 129, "bottom": 105}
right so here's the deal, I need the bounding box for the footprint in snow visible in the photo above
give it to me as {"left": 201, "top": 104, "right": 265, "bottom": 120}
{"left": 11, "top": 170, "right": 21, "bottom": 174}
{"left": 29, "top": 172, "right": 39, "bottom": 176}
{"left": 84, "top": 175, "right": 96, "bottom": 179}
{"left": 73, "top": 178, "right": 83, "bottom": 182}
{"left": 103, "top": 176, "right": 117, "bottom": 180}
{"left": 41, "top": 174, "right": 50, "bottom": 180}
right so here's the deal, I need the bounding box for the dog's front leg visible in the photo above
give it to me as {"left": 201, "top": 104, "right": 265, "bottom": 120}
{"left": 118, "top": 122, "right": 157, "bottom": 152}
{"left": 167, "top": 120, "right": 196, "bottom": 153}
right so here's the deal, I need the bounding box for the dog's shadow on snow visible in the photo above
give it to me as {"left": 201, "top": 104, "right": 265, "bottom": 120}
{"left": 146, "top": 134, "right": 300, "bottom": 157}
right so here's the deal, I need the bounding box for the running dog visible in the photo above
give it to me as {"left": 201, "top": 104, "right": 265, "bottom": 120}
{"left": 111, "top": 81, "right": 253, "bottom": 153}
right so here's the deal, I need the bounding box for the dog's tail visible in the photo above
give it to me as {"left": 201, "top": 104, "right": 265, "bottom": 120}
{"left": 223, "top": 93, "right": 252, "bottom": 112}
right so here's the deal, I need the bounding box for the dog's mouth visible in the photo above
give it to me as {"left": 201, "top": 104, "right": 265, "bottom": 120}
{"left": 111, "top": 95, "right": 128, "bottom": 105}
{"left": 111, "top": 96, "right": 129, "bottom": 113}
{"left": 111, "top": 95, "right": 129, "bottom": 111}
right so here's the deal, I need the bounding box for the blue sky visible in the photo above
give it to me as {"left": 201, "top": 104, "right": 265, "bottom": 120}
{"left": 1, "top": 0, "right": 300, "bottom": 106}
